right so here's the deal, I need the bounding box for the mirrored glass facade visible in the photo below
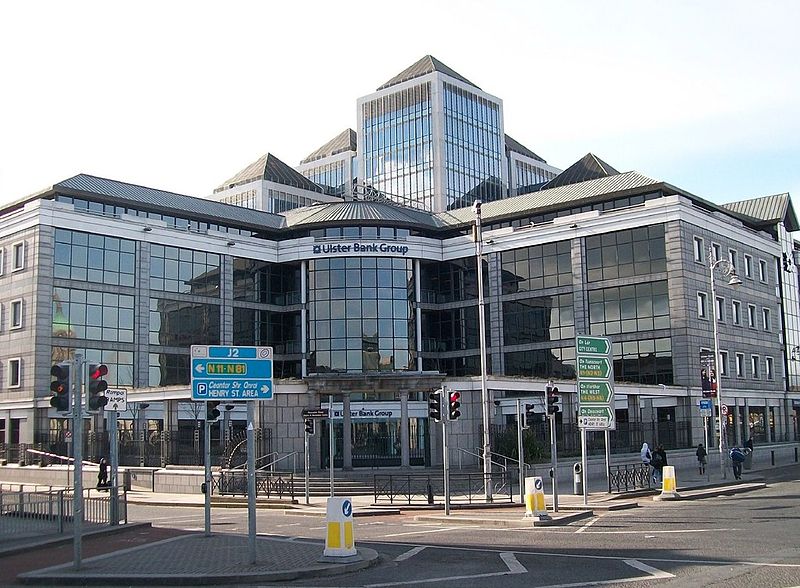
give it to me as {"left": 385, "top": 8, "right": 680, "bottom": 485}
{"left": 149, "top": 245, "right": 220, "bottom": 296}
{"left": 54, "top": 229, "right": 136, "bottom": 286}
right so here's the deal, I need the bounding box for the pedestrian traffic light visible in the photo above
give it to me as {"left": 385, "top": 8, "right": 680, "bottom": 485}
{"left": 428, "top": 389, "right": 442, "bottom": 422}
{"left": 49, "top": 363, "right": 70, "bottom": 413}
{"left": 87, "top": 363, "right": 108, "bottom": 412}
{"left": 448, "top": 390, "right": 461, "bottom": 420}
{"left": 206, "top": 400, "right": 221, "bottom": 422}
{"left": 547, "top": 384, "right": 560, "bottom": 415}
{"left": 524, "top": 403, "right": 536, "bottom": 428}
{"left": 304, "top": 418, "right": 315, "bottom": 435}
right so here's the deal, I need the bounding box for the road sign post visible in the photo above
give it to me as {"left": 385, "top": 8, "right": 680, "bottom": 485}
{"left": 104, "top": 389, "right": 127, "bottom": 413}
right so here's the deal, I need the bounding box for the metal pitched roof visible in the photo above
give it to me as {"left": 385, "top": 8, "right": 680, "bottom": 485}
{"left": 54, "top": 174, "right": 286, "bottom": 230}
{"left": 300, "top": 129, "right": 357, "bottom": 164}
{"left": 215, "top": 153, "right": 323, "bottom": 193}
{"left": 436, "top": 171, "right": 662, "bottom": 227}
{"left": 541, "top": 153, "right": 619, "bottom": 190}
{"left": 377, "top": 55, "right": 480, "bottom": 91}
{"left": 505, "top": 134, "right": 546, "bottom": 163}
{"left": 281, "top": 200, "right": 444, "bottom": 230}
{"left": 723, "top": 193, "right": 799, "bottom": 232}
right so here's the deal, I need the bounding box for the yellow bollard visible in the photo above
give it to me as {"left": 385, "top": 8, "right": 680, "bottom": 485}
{"left": 524, "top": 476, "right": 550, "bottom": 520}
{"left": 321, "top": 497, "right": 359, "bottom": 561}
{"left": 653, "top": 465, "right": 681, "bottom": 501}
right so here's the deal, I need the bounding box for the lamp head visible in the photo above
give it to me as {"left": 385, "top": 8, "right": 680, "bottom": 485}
{"left": 727, "top": 273, "right": 743, "bottom": 287}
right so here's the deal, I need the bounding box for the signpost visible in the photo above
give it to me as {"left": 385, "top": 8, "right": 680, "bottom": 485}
{"left": 576, "top": 336, "right": 615, "bottom": 506}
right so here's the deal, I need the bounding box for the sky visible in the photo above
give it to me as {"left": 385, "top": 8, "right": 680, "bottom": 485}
{"left": 1, "top": 1, "right": 798, "bottom": 207}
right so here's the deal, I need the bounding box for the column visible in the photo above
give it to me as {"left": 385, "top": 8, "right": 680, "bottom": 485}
{"left": 400, "top": 390, "right": 410, "bottom": 468}
{"left": 342, "top": 393, "right": 352, "bottom": 470}
{"left": 163, "top": 400, "right": 180, "bottom": 465}
{"left": 733, "top": 398, "right": 742, "bottom": 446}
{"left": 765, "top": 401, "right": 773, "bottom": 443}
{"left": 744, "top": 399, "right": 751, "bottom": 443}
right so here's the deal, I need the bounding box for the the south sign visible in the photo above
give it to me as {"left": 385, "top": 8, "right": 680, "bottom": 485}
{"left": 577, "top": 356, "right": 612, "bottom": 379}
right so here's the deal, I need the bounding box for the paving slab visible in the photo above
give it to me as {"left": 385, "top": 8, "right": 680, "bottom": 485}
{"left": 18, "top": 533, "right": 378, "bottom": 585}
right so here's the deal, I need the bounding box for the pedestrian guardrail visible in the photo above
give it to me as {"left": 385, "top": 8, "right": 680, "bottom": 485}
{"left": 608, "top": 463, "right": 652, "bottom": 493}
{"left": 215, "top": 470, "right": 294, "bottom": 499}
{"left": 373, "top": 471, "right": 516, "bottom": 505}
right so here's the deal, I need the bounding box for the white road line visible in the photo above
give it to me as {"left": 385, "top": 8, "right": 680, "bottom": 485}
{"left": 577, "top": 527, "right": 740, "bottom": 535}
{"left": 624, "top": 559, "right": 675, "bottom": 579}
{"left": 575, "top": 517, "right": 599, "bottom": 533}
{"left": 383, "top": 526, "right": 476, "bottom": 538}
{"left": 394, "top": 545, "right": 427, "bottom": 562}
{"left": 500, "top": 551, "right": 527, "bottom": 574}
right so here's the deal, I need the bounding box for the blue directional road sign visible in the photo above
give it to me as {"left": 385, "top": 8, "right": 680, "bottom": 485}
{"left": 191, "top": 345, "right": 273, "bottom": 401}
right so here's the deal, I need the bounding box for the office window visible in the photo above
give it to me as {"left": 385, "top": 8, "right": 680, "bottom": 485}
{"left": 744, "top": 255, "right": 752, "bottom": 278}
{"left": 747, "top": 304, "right": 756, "bottom": 328}
{"left": 765, "top": 356, "right": 774, "bottom": 380}
{"left": 585, "top": 225, "right": 666, "bottom": 282}
{"left": 711, "top": 243, "right": 721, "bottom": 262}
{"left": 693, "top": 237, "right": 704, "bottom": 263}
{"left": 697, "top": 292, "right": 708, "bottom": 319}
{"left": 751, "top": 355, "right": 760, "bottom": 379}
{"left": 7, "top": 358, "right": 21, "bottom": 388}
{"left": 10, "top": 299, "right": 22, "bottom": 329}
{"left": 758, "top": 259, "right": 767, "bottom": 283}
{"left": 715, "top": 297, "right": 725, "bottom": 322}
{"left": 719, "top": 350, "right": 729, "bottom": 377}
{"left": 735, "top": 353, "right": 745, "bottom": 377}
{"left": 732, "top": 300, "right": 741, "bottom": 325}
{"left": 11, "top": 242, "right": 25, "bottom": 271}
{"left": 728, "top": 249, "right": 737, "bottom": 269}
{"left": 762, "top": 307, "right": 771, "bottom": 331}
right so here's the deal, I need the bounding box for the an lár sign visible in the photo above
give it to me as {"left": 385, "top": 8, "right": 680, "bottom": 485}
{"left": 312, "top": 242, "right": 410, "bottom": 256}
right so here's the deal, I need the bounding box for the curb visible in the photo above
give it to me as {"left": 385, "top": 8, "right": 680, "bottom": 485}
{"left": 0, "top": 522, "right": 153, "bottom": 558}
{"left": 412, "top": 509, "right": 593, "bottom": 527}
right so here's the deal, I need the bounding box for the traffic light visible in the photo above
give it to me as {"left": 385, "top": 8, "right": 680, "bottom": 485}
{"left": 524, "top": 403, "right": 536, "bottom": 428}
{"left": 206, "top": 400, "right": 221, "bottom": 422}
{"left": 304, "top": 418, "right": 315, "bottom": 435}
{"left": 428, "top": 389, "right": 442, "bottom": 422}
{"left": 448, "top": 390, "right": 461, "bottom": 420}
{"left": 87, "top": 363, "right": 108, "bottom": 412}
{"left": 49, "top": 363, "right": 70, "bottom": 413}
{"left": 547, "top": 384, "right": 560, "bottom": 415}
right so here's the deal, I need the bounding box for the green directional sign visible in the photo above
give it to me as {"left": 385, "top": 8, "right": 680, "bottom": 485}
{"left": 578, "top": 381, "right": 614, "bottom": 404}
{"left": 579, "top": 406, "right": 613, "bottom": 419}
{"left": 578, "top": 405, "right": 615, "bottom": 429}
{"left": 577, "top": 356, "right": 612, "bottom": 379}
{"left": 576, "top": 336, "right": 611, "bottom": 356}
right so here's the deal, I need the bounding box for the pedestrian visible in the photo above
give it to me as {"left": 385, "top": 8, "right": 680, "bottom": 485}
{"left": 730, "top": 446, "right": 745, "bottom": 480}
{"left": 696, "top": 443, "right": 707, "bottom": 475}
{"left": 97, "top": 457, "right": 109, "bottom": 491}
{"left": 640, "top": 442, "right": 652, "bottom": 465}
{"left": 651, "top": 444, "right": 667, "bottom": 485}
{"left": 745, "top": 437, "right": 754, "bottom": 451}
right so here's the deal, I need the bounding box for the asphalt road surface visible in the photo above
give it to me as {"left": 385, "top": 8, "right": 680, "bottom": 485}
{"left": 127, "top": 466, "right": 800, "bottom": 587}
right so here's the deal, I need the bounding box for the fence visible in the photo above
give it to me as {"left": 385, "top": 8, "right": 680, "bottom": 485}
{"left": 214, "top": 471, "right": 294, "bottom": 500}
{"left": 373, "top": 471, "right": 517, "bottom": 505}
{"left": 0, "top": 486, "right": 127, "bottom": 541}
{"left": 607, "top": 463, "right": 652, "bottom": 493}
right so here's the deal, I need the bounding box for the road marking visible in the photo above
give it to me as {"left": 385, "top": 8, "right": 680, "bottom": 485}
{"left": 575, "top": 527, "right": 740, "bottom": 535}
{"left": 395, "top": 545, "right": 427, "bottom": 561}
{"left": 575, "top": 517, "right": 599, "bottom": 533}
{"left": 624, "top": 559, "right": 675, "bottom": 579}
{"left": 383, "top": 526, "right": 477, "bottom": 538}
{"left": 500, "top": 551, "right": 527, "bottom": 574}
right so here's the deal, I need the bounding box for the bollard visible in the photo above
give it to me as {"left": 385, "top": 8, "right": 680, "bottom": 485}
{"left": 653, "top": 465, "right": 680, "bottom": 501}
{"left": 523, "top": 477, "right": 549, "bottom": 520}
{"left": 426, "top": 482, "right": 434, "bottom": 505}
{"left": 320, "top": 497, "right": 360, "bottom": 562}
{"left": 573, "top": 462, "right": 583, "bottom": 495}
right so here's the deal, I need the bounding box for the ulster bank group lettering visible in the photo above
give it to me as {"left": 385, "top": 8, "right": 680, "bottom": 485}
{"left": 312, "top": 242, "right": 410, "bottom": 256}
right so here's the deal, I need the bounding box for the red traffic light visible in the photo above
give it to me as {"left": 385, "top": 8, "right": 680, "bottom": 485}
{"left": 448, "top": 390, "right": 461, "bottom": 420}
{"left": 89, "top": 364, "right": 109, "bottom": 380}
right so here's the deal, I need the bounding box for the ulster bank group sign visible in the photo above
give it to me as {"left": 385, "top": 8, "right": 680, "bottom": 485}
{"left": 312, "top": 241, "right": 411, "bottom": 256}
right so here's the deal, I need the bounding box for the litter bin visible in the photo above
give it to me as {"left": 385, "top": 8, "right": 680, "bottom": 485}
{"left": 573, "top": 462, "right": 583, "bottom": 495}
{"left": 743, "top": 448, "right": 753, "bottom": 470}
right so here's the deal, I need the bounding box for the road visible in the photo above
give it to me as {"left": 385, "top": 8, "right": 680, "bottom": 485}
{"left": 126, "top": 466, "right": 800, "bottom": 587}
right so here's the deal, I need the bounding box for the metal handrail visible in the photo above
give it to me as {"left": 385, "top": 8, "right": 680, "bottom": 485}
{"left": 257, "top": 452, "right": 299, "bottom": 473}
{"left": 231, "top": 452, "right": 277, "bottom": 470}
{"left": 453, "top": 447, "right": 507, "bottom": 472}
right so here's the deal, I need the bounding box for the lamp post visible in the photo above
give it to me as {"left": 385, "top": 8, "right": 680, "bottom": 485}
{"left": 708, "top": 245, "right": 742, "bottom": 479}
{"left": 473, "top": 200, "right": 492, "bottom": 502}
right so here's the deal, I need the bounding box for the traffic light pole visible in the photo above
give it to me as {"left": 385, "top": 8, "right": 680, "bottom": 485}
{"left": 304, "top": 427, "right": 310, "bottom": 505}
{"left": 204, "top": 415, "right": 211, "bottom": 537}
{"left": 442, "top": 415, "right": 450, "bottom": 516}
{"left": 109, "top": 409, "right": 119, "bottom": 525}
{"left": 72, "top": 354, "right": 83, "bottom": 571}
{"left": 549, "top": 413, "right": 559, "bottom": 512}
{"left": 329, "top": 394, "right": 335, "bottom": 497}
{"left": 516, "top": 399, "right": 524, "bottom": 504}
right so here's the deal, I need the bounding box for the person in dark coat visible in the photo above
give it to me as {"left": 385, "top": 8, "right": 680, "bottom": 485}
{"left": 730, "top": 447, "right": 745, "bottom": 480}
{"left": 97, "top": 457, "right": 109, "bottom": 491}
{"left": 696, "top": 443, "right": 707, "bottom": 475}
{"left": 652, "top": 444, "right": 667, "bottom": 484}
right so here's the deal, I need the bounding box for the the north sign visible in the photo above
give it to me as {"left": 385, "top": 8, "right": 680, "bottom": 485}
{"left": 576, "top": 336, "right": 611, "bottom": 356}
{"left": 578, "top": 381, "right": 614, "bottom": 404}
{"left": 577, "top": 356, "right": 612, "bottom": 379}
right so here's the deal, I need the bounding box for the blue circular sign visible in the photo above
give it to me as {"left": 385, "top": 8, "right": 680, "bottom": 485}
{"left": 342, "top": 499, "right": 352, "bottom": 518}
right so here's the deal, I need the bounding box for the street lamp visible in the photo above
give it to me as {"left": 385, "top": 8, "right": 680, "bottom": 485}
{"left": 708, "top": 246, "right": 742, "bottom": 479}
{"left": 473, "top": 199, "right": 492, "bottom": 502}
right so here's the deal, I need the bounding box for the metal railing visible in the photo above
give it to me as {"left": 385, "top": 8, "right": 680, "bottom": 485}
{"left": 257, "top": 452, "right": 299, "bottom": 474}
{"left": 0, "top": 486, "right": 127, "bottom": 540}
{"left": 608, "top": 463, "right": 652, "bottom": 493}
{"left": 373, "top": 471, "right": 516, "bottom": 505}
{"left": 454, "top": 447, "right": 508, "bottom": 472}
{"left": 215, "top": 471, "right": 294, "bottom": 500}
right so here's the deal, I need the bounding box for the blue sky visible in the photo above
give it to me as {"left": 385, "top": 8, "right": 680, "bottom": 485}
{"left": 0, "top": 0, "right": 797, "bottom": 207}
